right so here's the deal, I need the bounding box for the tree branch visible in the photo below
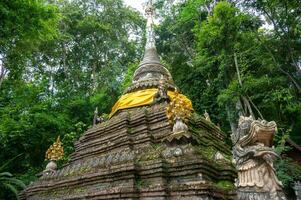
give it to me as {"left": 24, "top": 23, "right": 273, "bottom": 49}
{"left": 257, "top": 36, "right": 301, "bottom": 93}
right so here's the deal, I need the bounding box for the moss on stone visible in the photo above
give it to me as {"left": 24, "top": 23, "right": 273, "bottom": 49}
{"left": 135, "top": 144, "right": 164, "bottom": 164}
{"left": 195, "top": 146, "right": 216, "bottom": 160}
{"left": 151, "top": 143, "right": 162, "bottom": 150}
{"left": 135, "top": 179, "right": 151, "bottom": 189}
{"left": 215, "top": 180, "right": 235, "bottom": 191}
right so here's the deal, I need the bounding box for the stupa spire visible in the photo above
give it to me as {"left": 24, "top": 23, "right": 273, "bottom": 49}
{"left": 140, "top": 0, "right": 161, "bottom": 66}
{"left": 145, "top": 0, "right": 156, "bottom": 50}
{"left": 125, "top": 0, "right": 174, "bottom": 93}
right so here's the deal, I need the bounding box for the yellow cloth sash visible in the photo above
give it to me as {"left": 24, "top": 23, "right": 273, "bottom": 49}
{"left": 109, "top": 88, "right": 193, "bottom": 118}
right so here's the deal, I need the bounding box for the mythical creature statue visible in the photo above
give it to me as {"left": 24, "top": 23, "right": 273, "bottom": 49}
{"left": 232, "top": 116, "right": 286, "bottom": 200}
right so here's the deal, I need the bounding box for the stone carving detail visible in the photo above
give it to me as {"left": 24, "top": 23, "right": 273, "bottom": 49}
{"left": 139, "top": 72, "right": 153, "bottom": 81}
{"left": 203, "top": 110, "right": 211, "bottom": 122}
{"left": 43, "top": 160, "right": 57, "bottom": 175}
{"left": 133, "top": 64, "right": 173, "bottom": 83}
{"left": 165, "top": 89, "right": 192, "bottom": 141}
{"left": 232, "top": 116, "right": 286, "bottom": 200}
{"left": 126, "top": 0, "right": 175, "bottom": 93}
{"left": 93, "top": 107, "right": 104, "bottom": 126}
{"left": 43, "top": 136, "right": 64, "bottom": 175}
{"left": 153, "top": 76, "right": 170, "bottom": 104}
{"left": 214, "top": 151, "right": 226, "bottom": 161}
{"left": 144, "top": 0, "right": 156, "bottom": 50}
{"left": 294, "top": 181, "right": 301, "bottom": 200}
{"left": 172, "top": 116, "right": 188, "bottom": 134}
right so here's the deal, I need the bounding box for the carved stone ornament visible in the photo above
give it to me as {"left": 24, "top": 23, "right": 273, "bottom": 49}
{"left": 294, "top": 181, "right": 301, "bottom": 200}
{"left": 93, "top": 107, "right": 104, "bottom": 126}
{"left": 232, "top": 116, "right": 286, "bottom": 200}
{"left": 214, "top": 151, "right": 226, "bottom": 161}
{"left": 153, "top": 76, "right": 170, "bottom": 104}
{"left": 162, "top": 89, "right": 193, "bottom": 144}
{"left": 166, "top": 89, "right": 192, "bottom": 137}
{"left": 125, "top": 0, "right": 175, "bottom": 94}
{"left": 43, "top": 160, "right": 57, "bottom": 175}
{"left": 203, "top": 110, "right": 211, "bottom": 122}
{"left": 172, "top": 116, "right": 188, "bottom": 133}
{"left": 43, "top": 136, "right": 64, "bottom": 175}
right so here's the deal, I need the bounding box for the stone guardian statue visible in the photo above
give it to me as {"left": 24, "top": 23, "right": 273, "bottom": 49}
{"left": 232, "top": 116, "right": 286, "bottom": 200}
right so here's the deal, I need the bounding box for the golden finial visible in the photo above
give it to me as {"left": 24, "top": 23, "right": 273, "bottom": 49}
{"left": 45, "top": 136, "right": 64, "bottom": 161}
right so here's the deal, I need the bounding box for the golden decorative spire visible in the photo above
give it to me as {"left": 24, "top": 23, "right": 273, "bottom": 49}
{"left": 45, "top": 136, "right": 64, "bottom": 161}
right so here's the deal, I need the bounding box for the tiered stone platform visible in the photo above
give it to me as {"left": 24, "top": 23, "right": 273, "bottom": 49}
{"left": 20, "top": 2, "right": 237, "bottom": 198}
{"left": 20, "top": 104, "right": 237, "bottom": 200}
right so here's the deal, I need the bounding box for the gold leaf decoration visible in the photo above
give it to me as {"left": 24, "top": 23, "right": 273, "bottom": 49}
{"left": 166, "top": 89, "right": 192, "bottom": 124}
{"left": 45, "top": 136, "right": 64, "bottom": 161}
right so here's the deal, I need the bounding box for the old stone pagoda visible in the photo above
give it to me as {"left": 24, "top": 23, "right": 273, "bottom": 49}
{"left": 20, "top": 1, "right": 286, "bottom": 199}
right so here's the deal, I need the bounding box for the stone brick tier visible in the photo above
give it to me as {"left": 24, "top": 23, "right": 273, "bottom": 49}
{"left": 20, "top": 104, "right": 237, "bottom": 199}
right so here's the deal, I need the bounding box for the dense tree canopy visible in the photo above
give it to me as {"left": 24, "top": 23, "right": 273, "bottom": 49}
{"left": 0, "top": 0, "right": 300, "bottom": 199}
{"left": 0, "top": 0, "right": 143, "bottom": 199}
{"left": 155, "top": 0, "right": 301, "bottom": 194}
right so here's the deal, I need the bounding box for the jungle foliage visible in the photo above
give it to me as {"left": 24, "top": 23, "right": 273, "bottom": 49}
{"left": 0, "top": 0, "right": 300, "bottom": 199}
{"left": 154, "top": 0, "right": 301, "bottom": 194}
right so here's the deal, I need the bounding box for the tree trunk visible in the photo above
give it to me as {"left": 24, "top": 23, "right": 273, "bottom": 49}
{"left": 0, "top": 62, "right": 7, "bottom": 90}
{"left": 234, "top": 52, "right": 264, "bottom": 119}
{"left": 91, "top": 61, "right": 97, "bottom": 93}
{"left": 226, "top": 104, "right": 237, "bottom": 135}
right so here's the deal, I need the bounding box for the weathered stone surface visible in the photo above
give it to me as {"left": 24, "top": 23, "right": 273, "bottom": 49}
{"left": 20, "top": 103, "right": 237, "bottom": 199}
{"left": 232, "top": 116, "right": 286, "bottom": 200}
{"left": 294, "top": 181, "right": 301, "bottom": 200}
{"left": 20, "top": 1, "right": 237, "bottom": 199}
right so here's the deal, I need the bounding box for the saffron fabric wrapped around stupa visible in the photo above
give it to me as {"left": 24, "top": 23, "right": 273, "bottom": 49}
{"left": 20, "top": 1, "right": 238, "bottom": 199}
